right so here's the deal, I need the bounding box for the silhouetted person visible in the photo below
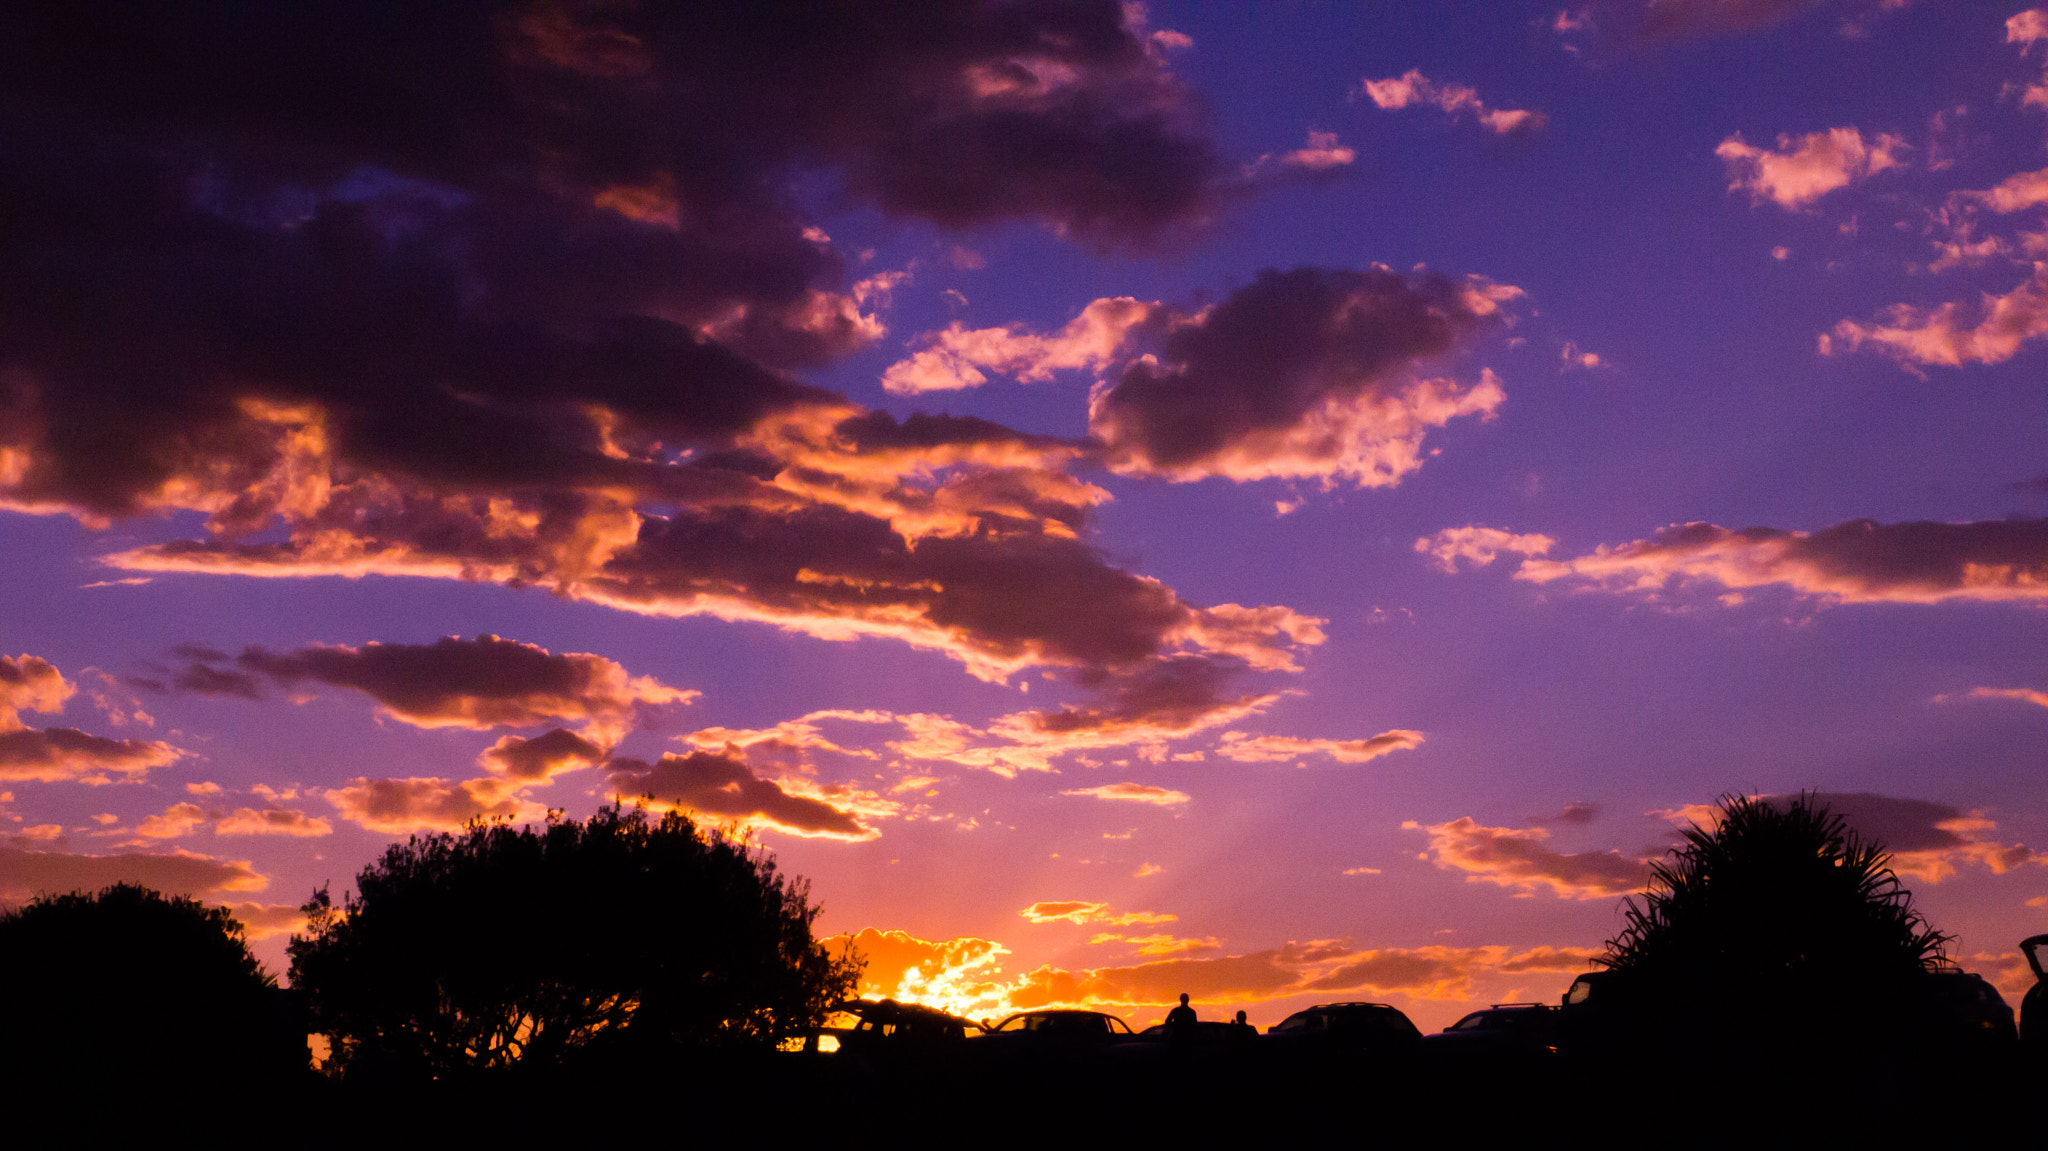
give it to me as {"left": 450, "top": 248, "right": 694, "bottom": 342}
{"left": 1165, "top": 992, "right": 1197, "bottom": 1039}
{"left": 1230, "top": 1010, "right": 1257, "bottom": 1045}
{"left": 2024, "top": 934, "right": 2048, "bottom": 1062}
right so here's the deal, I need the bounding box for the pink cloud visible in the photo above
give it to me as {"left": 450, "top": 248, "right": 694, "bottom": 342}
{"left": 1823, "top": 265, "right": 2048, "bottom": 368}
{"left": 607, "top": 749, "right": 880, "bottom": 841}
{"left": 1214, "top": 729, "right": 1424, "bottom": 765}
{"left": 1415, "top": 526, "right": 1556, "bottom": 573}
{"left": 1407, "top": 816, "right": 1653, "bottom": 899}
{"left": 1059, "top": 783, "right": 1190, "bottom": 805}
{"left": 880, "top": 297, "right": 1155, "bottom": 394}
{"left": 0, "top": 844, "right": 266, "bottom": 901}
{"left": 1715, "top": 127, "right": 1905, "bottom": 209}
{"left": 1358, "top": 70, "right": 1547, "bottom": 135}
{"left": 322, "top": 776, "right": 533, "bottom": 835}
{"left": 1020, "top": 900, "right": 1175, "bottom": 927}
{"left": 1502, "top": 518, "right": 2048, "bottom": 606}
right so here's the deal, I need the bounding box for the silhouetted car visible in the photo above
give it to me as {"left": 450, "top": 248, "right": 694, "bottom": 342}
{"left": 1422, "top": 1002, "right": 1558, "bottom": 1065}
{"left": 1109, "top": 1019, "right": 1257, "bottom": 1060}
{"left": 1913, "top": 970, "right": 2016, "bottom": 1053}
{"left": 823, "top": 998, "right": 981, "bottom": 1055}
{"left": 2024, "top": 934, "right": 2048, "bottom": 1058}
{"left": 978, "top": 1009, "right": 1135, "bottom": 1063}
{"left": 1263, "top": 1002, "right": 1422, "bottom": 1062}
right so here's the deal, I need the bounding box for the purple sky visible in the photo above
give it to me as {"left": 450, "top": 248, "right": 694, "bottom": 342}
{"left": 1, "top": 1, "right": 2043, "bottom": 1030}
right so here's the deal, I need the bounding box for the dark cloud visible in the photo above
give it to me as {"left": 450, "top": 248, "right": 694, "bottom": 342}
{"left": 1407, "top": 817, "right": 1653, "bottom": 899}
{"left": 1088, "top": 266, "right": 1514, "bottom": 484}
{"left": 1770, "top": 793, "right": 2034, "bottom": 883}
{"left": 0, "top": 844, "right": 265, "bottom": 902}
{"left": 188, "top": 634, "right": 693, "bottom": 736}
{"left": 1530, "top": 802, "right": 1601, "bottom": 827}
{"left": 323, "top": 775, "right": 530, "bottom": 835}
{"left": 480, "top": 728, "right": 609, "bottom": 781}
{"left": 1514, "top": 517, "right": 2048, "bottom": 605}
{"left": 0, "top": 727, "right": 180, "bottom": 784}
{"left": 608, "top": 750, "right": 874, "bottom": 840}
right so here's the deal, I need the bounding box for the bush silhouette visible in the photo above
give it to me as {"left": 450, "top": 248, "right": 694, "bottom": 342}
{"left": 288, "top": 804, "right": 860, "bottom": 1078}
{"left": 1599, "top": 792, "right": 1949, "bottom": 1058}
{"left": 0, "top": 883, "right": 298, "bottom": 1092}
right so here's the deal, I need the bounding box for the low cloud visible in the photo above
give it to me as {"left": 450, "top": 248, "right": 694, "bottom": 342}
{"left": 1407, "top": 817, "right": 1653, "bottom": 899}
{"left": 1502, "top": 517, "right": 2048, "bottom": 606}
{"left": 1716, "top": 127, "right": 1905, "bottom": 209}
{"left": 0, "top": 727, "right": 181, "bottom": 784}
{"left": 1960, "top": 686, "right": 2048, "bottom": 710}
{"left": 608, "top": 750, "right": 878, "bottom": 841}
{"left": 1416, "top": 526, "right": 1559, "bottom": 572}
{"left": 1822, "top": 264, "right": 2048, "bottom": 369}
{"left": 184, "top": 635, "right": 696, "bottom": 743}
{"left": 820, "top": 927, "right": 1011, "bottom": 1017}
{"left": 1215, "top": 729, "right": 1424, "bottom": 765}
{"left": 1358, "top": 70, "right": 1547, "bottom": 135}
{"left": 322, "top": 776, "right": 533, "bottom": 835}
{"left": 1059, "top": 783, "right": 1190, "bottom": 806}
{"left": 0, "top": 654, "right": 72, "bottom": 727}
{"left": 1090, "top": 267, "right": 1515, "bottom": 486}
{"left": 0, "top": 844, "right": 266, "bottom": 901}
{"left": 220, "top": 902, "right": 309, "bottom": 941}
{"left": 880, "top": 297, "right": 1153, "bottom": 395}
{"left": 479, "top": 728, "right": 608, "bottom": 781}
{"left": 1019, "top": 900, "right": 1176, "bottom": 927}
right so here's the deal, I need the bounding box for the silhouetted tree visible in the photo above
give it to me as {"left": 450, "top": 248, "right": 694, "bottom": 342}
{"left": 288, "top": 804, "right": 860, "bottom": 1078}
{"left": 0, "top": 883, "right": 300, "bottom": 1093}
{"left": 1599, "top": 793, "right": 1949, "bottom": 1057}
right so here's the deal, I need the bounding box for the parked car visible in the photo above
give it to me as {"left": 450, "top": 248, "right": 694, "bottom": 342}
{"left": 1422, "top": 1002, "right": 1558, "bottom": 1065}
{"left": 1263, "top": 1002, "right": 1422, "bottom": 1062}
{"left": 978, "top": 1009, "right": 1136, "bottom": 1064}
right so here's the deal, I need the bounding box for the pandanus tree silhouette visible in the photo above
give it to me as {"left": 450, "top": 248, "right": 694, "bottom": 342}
{"left": 1598, "top": 793, "right": 1950, "bottom": 1058}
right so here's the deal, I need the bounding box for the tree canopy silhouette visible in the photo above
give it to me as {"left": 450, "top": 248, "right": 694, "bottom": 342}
{"left": 0, "top": 883, "right": 299, "bottom": 1092}
{"left": 288, "top": 804, "right": 861, "bottom": 1077}
{"left": 1599, "top": 792, "right": 1950, "bottom": 1054}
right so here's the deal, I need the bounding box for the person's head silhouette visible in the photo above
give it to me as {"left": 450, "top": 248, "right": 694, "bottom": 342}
{"left": 1179, "top": 993, "right": 1189, "bottom": 1007}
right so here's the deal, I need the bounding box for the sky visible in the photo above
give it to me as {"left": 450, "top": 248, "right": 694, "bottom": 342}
{"left": 0, "top": 1, "right": 2043, "bottom": 1034}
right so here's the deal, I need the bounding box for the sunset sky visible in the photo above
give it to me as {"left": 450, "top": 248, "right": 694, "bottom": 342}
{"left": 1, "top": 1, "right": 2044, "bottom": 1033}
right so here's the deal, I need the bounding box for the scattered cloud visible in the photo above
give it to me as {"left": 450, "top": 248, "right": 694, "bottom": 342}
{"left": 1958, "top": 686, "right": 2048, "bottom": 710}
{"left": 1415, "top": 526, "right": 1556, "bottom": 573}
{"left": 479, "top": 728, "right": 609, "bottom": 781}
{"left": 0, "top": 844, "right": 266, "bottom": 901}
{"left": 1406, "top": 816, "right": 1653, "bottom": 899}
{"left": 1060, "top": 783, "right": 1190, "bottom": 806}
{"left": 1214, "top": 730, "right": 1424, "bottom": 765}
{"left": 1461, "top": 518, "right": 2048, "bottom": 607}
{"left": 1715, "top": 127, "right": 1904, "bottom": 209}
{"left": 1658, "top": 792, "right": 2037, "bottom": 883}
{"left": 322, "top": 776, "right": 534, "bottom": 836}
{"left": 1822, "top": 264, "right": 2048, "bottom": 369}
{"left": 178, "top": 635, "right": 696, "bottom": 744}
{"left": 608, "top": 749, "right": 880, "bottom": 841}
{"left": 1358, "top": 70, "right": 1547, "bottom": 135}
{"left": 1089, "top": 267, "right": 1517, "bottom": 486}
{"left": 1019, "top": 900, "right": 1176, "bottom": 926}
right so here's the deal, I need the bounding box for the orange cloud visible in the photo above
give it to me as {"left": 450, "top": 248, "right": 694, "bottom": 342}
{"left": 478, "top": 728, "right": 608, "bottom": 781}
{"left": 880, "top": 297, "right": 1154, "bottom": 394}
{"left": 220, "top": 901, "right": 310, "bottom": 941}
{"left": 0, "top": 727, "right": 181, "bottom": 784}
{"left": 1963, "top": 686, "right": 2048, "bottom": 710}
{"left": 322, "top": 776, "right": 533, "bottom": 835}
{"left": 1407, "top": 817, "right": 1653, "bottom": 899}
{"left": 1358, "top": 70, "right": 1546, "bottom": 134}
{"left": 818, "top": 927, "right": 1011, "bottom": 1019}
{"left": 1020, "top": 900, "right": 1176, "bottom": 927}
{"left": 1215, "top": 729, "right": 1424, "bottom": 765}
{"left": 0, "top": 654, "right": 72, "bottom": 727}
{"left": 190, "top": 634, "right": 696, "bottom": 743}
{"left": 0, "top": 844, "right": 266, "bottom": 901}
{"left": 1060, "top": 783, "right": 1190, "bottom": 806}
{"left": 1716, "top": 127, "right": 1905, "bottom": 209}
{"left": 1415, "top": 526, "right": 1555, "bottom": 572}
{"left": 1822, "top": 264, "right": 2048, "bottom": 368}
{"left": 1498, "top": 518, "right": 2048, "bottom": 606}
{"left": 608, "top": 749, "right": 880, "bottom": 841}
{"left": 1088, "top": 267, "right": 1514, "bottom": 487}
